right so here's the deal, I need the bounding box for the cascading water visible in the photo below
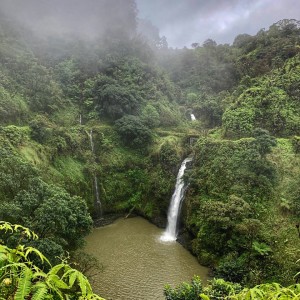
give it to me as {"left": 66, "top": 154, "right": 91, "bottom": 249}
{"left": 190, "top": 113, "right": 196, "bottom": 121}
{"left": 161, "top": 157, "right": 193, "bottom": 242}
{"left": 86, "top": 129, "right": 102, "bottom": 217}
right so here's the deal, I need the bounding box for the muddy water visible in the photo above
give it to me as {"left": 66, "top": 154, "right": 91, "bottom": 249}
{"left": 85, "top": 217, "right": 209, "bottom": 300}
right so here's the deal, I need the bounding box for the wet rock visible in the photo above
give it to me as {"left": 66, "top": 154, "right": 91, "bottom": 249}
{"left": 176, "top": 229, "right": 194, "bottom": 252}
{"left": 93, "top": 213, "right": 123, "bottom": 227}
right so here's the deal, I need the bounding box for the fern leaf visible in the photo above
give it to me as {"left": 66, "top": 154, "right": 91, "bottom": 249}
{"left": 68, "top": 270, "right": 77, "bottom": 288}
{"left": 62, "top": 268, "right": 92, "bottom": 295}
{"left": 0, "top": 221, "right": 14, "bottom": 234}
{"left": 31, "top": 282, "right": 48, "bottom": 300}
{"left": 48, "top": 263, "right": 67, "bottom": 275}
{"left": 77, "top": 271, "right": 92, "bottom": 296}
{"left": 15, "top": 266, "right": 33, "bottom": 300}
{"left": 32, "top": 271, "right": 47, "bottom": 280}
{"left": 199, "top": 293, "right": 210, "bottom": 300}
{"left": 24, "top": 246, "right": 51, "bottom": 266}
{"left": 45, "top": 278, "right": 65, "bottom": 300}
{"left": 47, "top": 274, "right": 69, "bottom": 290}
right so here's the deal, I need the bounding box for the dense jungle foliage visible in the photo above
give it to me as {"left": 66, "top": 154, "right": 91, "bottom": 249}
{"left": 0, "top": 0, "right": 300, "bottom": 298}
{"left": 0, "top": 222, "right": 104, "bottom": 300}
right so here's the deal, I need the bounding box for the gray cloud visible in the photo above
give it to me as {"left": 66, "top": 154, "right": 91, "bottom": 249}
{"left": 136, "top": 0, "right": 300, "bottom": 48}
{"left": 0, "top": 0, "right": 137, "bottom": 39}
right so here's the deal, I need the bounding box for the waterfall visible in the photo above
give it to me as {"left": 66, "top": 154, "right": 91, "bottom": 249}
{"left": 86, "top": 129, "right": 102, "bottom": 217}
{"left": 93, "top": 175, "right": 102, "bottom": 217}
{"left": 191, "top": 113, "right": 196, "bottom": 121}
{"left": 79, "top": 114, "right": 82, "bottom": 125}
{"left": 88, "top": 129, "right": 95, "bottom": 153}
{"left": 161, "top": 157, "right": 193, "bottom": 242}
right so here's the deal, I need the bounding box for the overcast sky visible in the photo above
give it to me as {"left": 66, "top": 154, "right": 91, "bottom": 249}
{"left": 136, "top": 0, "right": 300, "bottom": 48}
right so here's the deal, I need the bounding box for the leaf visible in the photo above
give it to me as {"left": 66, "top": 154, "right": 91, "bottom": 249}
{"left": 48, "top": 263, "right": 67, "bottom": 276}
{"left": 62, "top": 268, "right": 92, "bottom": 295}
{"left": 24, "top": 246, "right": 51, "bottom": 266}
{"left": 32, "top": 271, "right": 47, "bottom": 280}
{"left": 200, "top": 293, "right": 210, "bottom": 300}
{"left": 252, "top": 241, "right": 272, "bottom": 256}
{"left": 68, "top": 270, "right": 77, "bottom": 288}
{"left": 31, "top": 282, "right": 48, "bottom": 300}
{"left": 77, "top": 272, "right": 92, "bottom": 296}
{"left": 45, "top": 277, "right": 65, "bottom": 300}
{"left": 47, "top": 274, "right": 69, "bottom": 290}
{"left": 15, "top": 266, "right": 33, "bottom": 300}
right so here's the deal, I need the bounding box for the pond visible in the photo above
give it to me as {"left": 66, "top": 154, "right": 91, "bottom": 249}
{"left": 85, "top": 217, "right": 209, "bottom": 300}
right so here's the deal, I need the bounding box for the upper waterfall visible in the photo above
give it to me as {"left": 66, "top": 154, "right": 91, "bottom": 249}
{"left": 190, "top": 114, "right": 196, "bottom": 121}
{"left": 86, "top": 129, "right": 102, "bottom": 217}
{"left": 161, "top": 157, "right": 193, "bottom": 242}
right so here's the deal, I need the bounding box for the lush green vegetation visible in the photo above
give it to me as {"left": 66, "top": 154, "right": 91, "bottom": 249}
{"left": 164, "top": 276, "right": 300, "bottom": 299}
{"left": 0, "top": 0, "right": 300, "bottom": 298}
{"left": 0, "top": 222, "right": 104, "bottom": 299}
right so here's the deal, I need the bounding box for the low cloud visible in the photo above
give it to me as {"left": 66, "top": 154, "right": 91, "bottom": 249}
{"left": 136, "top": 0, "right": 300, "bottom": 48}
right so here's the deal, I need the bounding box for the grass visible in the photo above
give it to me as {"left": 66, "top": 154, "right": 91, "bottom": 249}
{"left": 18, "top": 143, "right": 49, "bottom": 167}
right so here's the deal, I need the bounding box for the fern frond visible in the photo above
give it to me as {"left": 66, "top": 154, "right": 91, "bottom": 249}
{"left": 31, "top": 282, "right": 48, "bottom": 300}
{"left": 62, "top": 268, "right": 92, "bottom": 294}
{"left": 67, "top": 270, "right": 77, "bottom": 288}
{"left": 32, "top": 271, "right": 47, "bottom": 280}
{"left": 45, "top": 278, "right": 65, "bottom": 300}
{"left": 14, "top": 266, "right": 33, "bottom": 300}
{"left": 0, "top": 222, "right": 38, "bottom": 240}
{"left": 47, "top": 274, "right": 69, "bottom": 290}
{"left": 0, "top": 221, "right": 14, "bottom": 234}
{"left": 199, "top": 293, "right": 210, "bottom": 300}
{"left": 48, "top": 263, "right": 68, "bottom": 276}
{"left": 0, "top": 245, "right": 8, "bottom": 263}
{"left": 77, "top": 271, "right": 92, "bottom": 296}
{"left": 0, "top": 245, "right": 10, "bottom": 254}
{"left": 0, "top": 262, "right": 28, "bottom": 273}
{"left": 24, "top": 246, "right": 51, "bottom": 266}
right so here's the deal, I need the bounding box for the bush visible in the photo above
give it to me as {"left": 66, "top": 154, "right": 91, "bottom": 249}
{"left": 292, "top": 136, "right": 300, "bottom": 153}
{"left": 164, "top": 276, "right": 203, "bottom": 300}
{"left": 215, "top": 254, "right": 248, "bottom": 283}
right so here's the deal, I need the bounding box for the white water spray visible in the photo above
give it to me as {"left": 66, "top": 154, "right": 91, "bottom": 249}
{"left": 190, "top": 113, "right": 196, "bottom": 121}
{"left": 161, "top": 157, "right": 193, "bottom": 242}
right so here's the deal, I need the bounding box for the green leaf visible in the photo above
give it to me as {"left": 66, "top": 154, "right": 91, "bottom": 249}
{"left": 47, "top": 274, "right": 69, "bottom": 290}
{"left": 24, "top": 246, "right": 51, "bottom": 266}
{"left": 31, "top": 282, "right": 48, "bottom": 300}
{"left": 15, "top": 266, "right": 33, "bottom": 300}
{"left": 68, "top": 270, "right": 77, "bottom": 288}
{"left": 200, "top": 293, "right": 210, "bottom": 300}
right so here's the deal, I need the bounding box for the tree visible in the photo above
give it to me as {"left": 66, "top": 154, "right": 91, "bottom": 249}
{"left": 196, "top": 195, "right": 251, "bottom": 256}
{"left": 252, "top": 128, "right": 277, "bottom": 157}
{"left": 84, "top": 75, "right": 143, "bottom": 120}
{"left": 115, "top": 115, "right": 152, "bottom": 148}
{"left": 0, "top": 87, "right": 28, "bottom": 125}
{"left": 203, "top": 39, "right": 217, "bottom": 48}
{"left": 141, "top": 104, "right": 160, "bottom": 128}
{"left": 1, "top": 179, "right": 93, "bottom": 252}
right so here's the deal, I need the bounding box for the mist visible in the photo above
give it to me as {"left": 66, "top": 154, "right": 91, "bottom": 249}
{"left": 0, "top": 0, "right": 138, "bottom": 40}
